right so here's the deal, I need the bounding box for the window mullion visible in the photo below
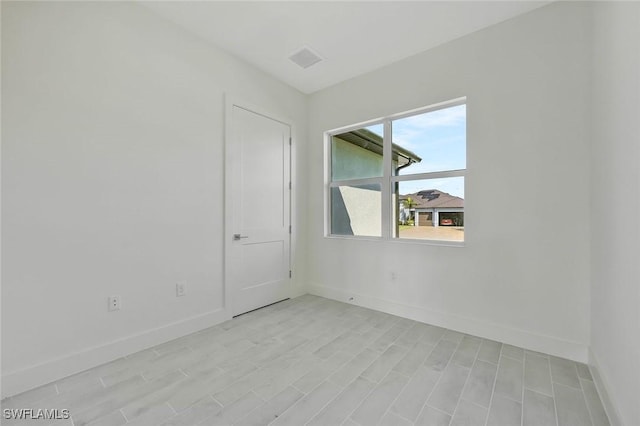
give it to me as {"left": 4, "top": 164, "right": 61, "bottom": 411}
{"left": 391, "top": 169, "right": 466, "bottom": 183}
{"left": 381, "top": 119, "right": 392, "bottom": 239}
{"left": 329, "top": 177, "right": 384, "bottom": 187}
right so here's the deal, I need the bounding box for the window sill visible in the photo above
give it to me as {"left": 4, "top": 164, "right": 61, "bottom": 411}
{"left": 324, "top": 234, "right": 465, "bottom": 247}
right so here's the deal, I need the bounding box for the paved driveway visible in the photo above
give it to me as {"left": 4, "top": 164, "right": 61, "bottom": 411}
{"left": 398, "top": 226, "right": 464, "bottom": 241}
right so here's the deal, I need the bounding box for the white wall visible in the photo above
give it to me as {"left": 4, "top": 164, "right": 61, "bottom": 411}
{"left": 308, "top": 2, "right": 592, "bottom": 361}
{"left": 4, "top": 4, "right": 638, "bottom": 420}
{"left": 1, "top": 1, "right": 307, "bottom": 397}
{"left": 590, "top": 3, "right": 640, "bottom": 426}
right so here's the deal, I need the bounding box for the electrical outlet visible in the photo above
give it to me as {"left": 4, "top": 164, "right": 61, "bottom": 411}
{"left": 176, "top": 282, "right": 186, "bottom": 297}
{"left": 108, "top": 296, "right": 121, "bottom": 312}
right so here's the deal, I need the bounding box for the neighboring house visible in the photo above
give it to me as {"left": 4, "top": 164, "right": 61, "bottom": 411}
{"left": 331, "top": 129, "right": 421, "bottom": 236}
{"left": 330, "top": 128, "right": 464, "bottom": 234}
{"left": 331, "top": 128, "right": 421, "bottom": 180}
{"left": 400, "top": 189, "right": 464, "bottom": 227}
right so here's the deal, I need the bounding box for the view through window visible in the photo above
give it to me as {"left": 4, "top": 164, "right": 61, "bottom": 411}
{"left": 328, "top": 100, "right": 466, "bottom": 242}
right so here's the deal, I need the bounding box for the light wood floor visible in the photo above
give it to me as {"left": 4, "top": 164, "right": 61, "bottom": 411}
{"left": 1, "top": 295, "right": 609, "bottom": 426}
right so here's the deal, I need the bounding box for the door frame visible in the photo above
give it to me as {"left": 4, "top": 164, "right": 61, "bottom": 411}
{"left": 223, "top": 94, "right": 296, "bottom": 317}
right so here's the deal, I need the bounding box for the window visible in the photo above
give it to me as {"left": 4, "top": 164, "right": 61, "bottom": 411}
{"left": 326, "top": 99, "right": 466, "bottom": 243}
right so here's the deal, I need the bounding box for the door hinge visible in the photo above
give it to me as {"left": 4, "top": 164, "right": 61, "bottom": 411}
{"left": 289, "top": 137, "right": 292, "bottom": 146}
{"left": 289, "top": 270, "right": 292, "bottom": 278}
{"left": 289, "top": 181, "right": 292, "bottom": 190}
{"left": 289, "top": 225, "right": 292, "bottom": 234}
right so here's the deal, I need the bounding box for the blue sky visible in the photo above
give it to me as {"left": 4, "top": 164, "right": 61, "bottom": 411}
{"left": 367, "top": 104, "right": 466, "bottom": 198}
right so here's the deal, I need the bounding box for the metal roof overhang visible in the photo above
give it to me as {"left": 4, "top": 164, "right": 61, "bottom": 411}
{"left": 334, "top": 128, "right": 422, "bottom": 168}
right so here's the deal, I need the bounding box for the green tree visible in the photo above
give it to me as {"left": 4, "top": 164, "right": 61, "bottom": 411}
{"left": 404, "top": 197, "right": 416, "bottom": 225}
{"left": 405, "top": 197, "right": 416, "bottom": 209}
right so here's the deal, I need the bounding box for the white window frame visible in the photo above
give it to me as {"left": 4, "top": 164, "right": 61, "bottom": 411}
{"left": 325, "top": 97, "right": 466, "bottom": 246}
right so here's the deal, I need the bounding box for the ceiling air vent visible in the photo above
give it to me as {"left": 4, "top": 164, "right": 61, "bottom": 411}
{"left": 289, "top": 47, "right": 323, "bottom": 69}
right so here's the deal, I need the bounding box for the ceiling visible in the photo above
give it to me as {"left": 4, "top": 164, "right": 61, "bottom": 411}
{"left": 142, "top": 1, "right": 551, "bottom": 94}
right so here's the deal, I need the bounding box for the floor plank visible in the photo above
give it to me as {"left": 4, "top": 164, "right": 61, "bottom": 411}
{"left": 1, "top": 295, "right": 608, "bottom": 426}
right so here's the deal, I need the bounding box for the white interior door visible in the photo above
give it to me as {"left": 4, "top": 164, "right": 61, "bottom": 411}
{"left": 226, "top": 103, "right": 291, "bottom": 316}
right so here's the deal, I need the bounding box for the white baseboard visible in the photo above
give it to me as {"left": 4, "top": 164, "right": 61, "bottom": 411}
{"left": 289, "top": 286, "right": 308, "bottom": 301}
{"left": 1, "top": 308, "right": 230, "bottom": 398}
{"left": 588, "top": 348, "right": 623, "bottom": 426}
{"left": 308, "top": 284, "right": 588, "bottom": 363}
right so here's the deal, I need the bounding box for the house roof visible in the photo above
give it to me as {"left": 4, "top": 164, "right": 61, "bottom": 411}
{"left": 400, "top": 189, "right": 464, "bottom": 209}
{"left": 334, "top": 128, "right": 421, "bottom": 169}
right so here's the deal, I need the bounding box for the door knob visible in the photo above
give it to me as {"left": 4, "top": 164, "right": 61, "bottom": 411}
{"left": 233, "top": 234, "right": 249, "bottom": 241}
